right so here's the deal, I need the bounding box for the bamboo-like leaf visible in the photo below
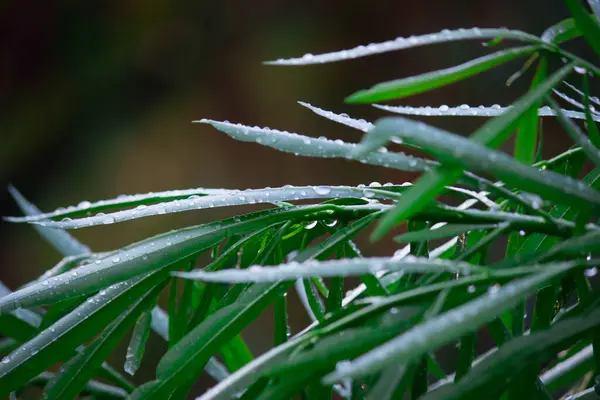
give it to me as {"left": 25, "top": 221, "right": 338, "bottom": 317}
{"left": 346, "top": 46, "right": 539, "bottom": 103}
{"left": 322, "top": 261, "right": 584, "bottom": 383}
{"left": 124, "top": 310, "right": 152, "bottom": 376}
{"left": 566, "top": 0, "right": 600, "bottom": 57}
{"left": 197, "top": 119, "right": 432, "bottom": 172}
{"left": 43, "top": 284, "right": 165, "bottom": 400}
{"left": 541, "top": 17, "right": 581, "bottom": 43}
{"left": 549, "top": 97, "right": 600, "bottom": 168}
{"left": 0, "top": 204, "right": 366, "bottom": 314}
{"left": 366, "top": 63, "right": 576, "bottom": 240}
{"left": 564, "top": 80, "right": 600, "bottom": 107}
{"left": 0, "top": 272, "right": 165, "bottom": 396}
{"left": 374, "top": 103, "right": 600, "bottom": 121}
{"left": 422, "top": 308, "right": 600, "bottom": 399}
{"left": 298, "top": 101, "right": 372, "bottom": 132}
{"left": 174, "top": 256, "right": 482, "bottom": 283}
{"left": 367, "top": 116, "right": 600, "bottom": 209}
{"left": 6, "top": 186, "right": 228, "bottom": 223}
{"left": 540, "top": 344, "right": 594, "bottom": 391}
{"left": 394, "top": 224, "right": 499, "bottom": 243}
{"left": 19, "top": 185, "right": 401, "bottom": 229}
{"left": 129, "top": 214, "right": 379, "bottom": 398}
{"left": 8, "top": 186, "right": 90, "bottom": 256}
{"left": 265, "top": 28, "right": 542, "bottom": 65}
{"left": 515, "top": 57, "right": 547, "bottom": 164}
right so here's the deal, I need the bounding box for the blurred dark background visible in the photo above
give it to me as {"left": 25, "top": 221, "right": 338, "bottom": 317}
{"left": 0, "top": 0, "right": 590, "bottom": 395}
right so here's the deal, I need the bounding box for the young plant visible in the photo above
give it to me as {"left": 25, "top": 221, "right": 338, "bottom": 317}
{"left": 2, "top": 1, "right": 600, "bottom": 399}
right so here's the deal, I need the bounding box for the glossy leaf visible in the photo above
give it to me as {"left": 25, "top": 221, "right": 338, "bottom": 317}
{"left": 265, "top": 28, "right": 542, "bottom": 65}
{"left": 346, "top": 46, "right": 539, "bottom": 103}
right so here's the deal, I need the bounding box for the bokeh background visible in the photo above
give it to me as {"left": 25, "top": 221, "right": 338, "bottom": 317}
{"left": 0, "top": 0, "right": 593, "bottom": 396}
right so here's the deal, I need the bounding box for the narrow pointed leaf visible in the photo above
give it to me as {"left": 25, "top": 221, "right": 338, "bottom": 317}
{"left": 422, "top": 308, "right": 600, "bottom": 400}
{"left": 346, "top": 46, "right": 539, "bottom": 103}
{"left": 299, "top": 101, "right": 372, "bottom": 132}
{"left": 323, "top": 261, "right": 583, "bottom": 383}
{"left": 368, "top": 63, "right": 576, "bottom": 240}
{"left": 43, "top": 283, "right": 164, "bottom": 400}
{"left": 124, "top": 310, "right": 152, "bottom": 376}
{"left": 541, "top": 17, "right": 581, "bottom": 43}
{"left": 374, "top": 103, "right": 600, "bottom": 121}
{"left": 394, "top": 224, "right": 499, "bottom": 243}
{"left": 0, "top": 204, "right": 364, "bottom": 313}
{"left": 515, "top": 57, "right": 547, "bottom": 164}
{"left": 265, "top": 28, "right": 542, "bottom": 65}
{"left": 566, "top": 0, "right": 600, "bottom": 57}
{"left": 197, "top": 119, "right": 432, "bottom": 173}
{"left": 8, "top": 186, "right": 90, "bottom": 256}
{"left": 550, "top": 97, "right": 600, "bottom": 168}
{"left": 130, "top": 214, "right": 379, "bottom": 398}
{"left": 370, "top": 116, "right": 600, "bottom": 209}
{"left": 174, "top": 256, "right": 482, "bottom": 283}
{"left": 23, "top": 186, "right": 400, "bottom": 229}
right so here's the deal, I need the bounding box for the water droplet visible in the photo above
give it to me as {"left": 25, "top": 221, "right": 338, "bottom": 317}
{"left": 2, "top": 357, "right": 10, "bottom": 364}
{"left": 78, "top": 200, "right": 91, "bottom": 209}
{"left": 574, "top": 66, "right": 587, "bottom": 75}
{"left": 305, "top": 221, "right": 318, "bottom": 230}
{"left": 488, "top": 284, "right": 501, "bottom": 295}
{"left": 585, "top": 267, "right": 597, "bottom": 277}
{"left": 369, "top": 182, "right": 382, "bottom": 187}
{"left": 363, "top": 190, "right": 376, "bottom": 198}
{"left": 467, "top": 285, "right": 476, "bottom": 293}
{"left": 519, "top": 230, "right": 526, "bottom": 236}
{"left": 439, "top": 105, "right": 449, "bottom": 112}
{"left": 313, "top": 186, "right": 332, "bottom": 196}
{"left": 95, "top": 260, "right": 101, "bottom": 265}
{"left": 112, "top": 256, "right": 121, "bottom": 263}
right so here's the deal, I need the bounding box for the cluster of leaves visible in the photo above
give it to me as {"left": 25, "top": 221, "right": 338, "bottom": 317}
{"left": 3, "top": 1, "right": 600, "bottom": 399}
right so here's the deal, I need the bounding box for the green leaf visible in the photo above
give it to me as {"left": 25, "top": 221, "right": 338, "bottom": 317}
{"left": 174, "top": 256, "right": 482, "bottom": 283}
{"left": 370, "top": 116, "right": 600, "bottom": 210}
{"left": 422, "top": 308, "right": 600, "bottom": 399}
{"left": 198, "top": 120, "right": 431, "bottom": 173}
{"left": 583, "top": 75, "right": 600, "bottom": 148}
{"left": 43, "top": 283, "right": 164, "bottom": 400}
{"left": 124, "top": 310, "right": 152, "bottom": 376}
{"left": 366, "top": 63, "right": 576, "bottom": 240}
{"left": 8, "top": 186, "right": 90, "bottom": 256}
{"left": 549, "top": 96, "right": 600, "bottom": 168}
{"left": 322, "top": 261, "right": 584, "bottom": 383}
{"left": 514, "top": 57, "right": 547, "bottom": 164}
{"left": 566, "top": 0, "right": 600, "bottom": 57}
{"left": 265, "top": 28, "right": 542, "bottom": 65}
{"left": 395, "top": 224, "right": 499, "bottom": 243}
{"left": 0, "top": 269, "right": 168, "bottom": 396}
{"left": 15, "top": 185, "right": 402, "bottom": 229}
{"left": 346, "top": 46, "right": 539, "bottom": 103}
{"left": 0, "top": 204, "right": 364, "bottom": 314}
{"left": 374, "top": 103, "right": 599, "bottom": 121}
{"left": 540, "top": 344, "right": 595, "bottom": 391}
{"left": 132, "top": 213, "right": 379, "bottom": 398}
{"left": 198, "top": 336, "right": 311, "bottom": 400}
{"left": 541, "top": 17, "right": 581, "bottom": 43}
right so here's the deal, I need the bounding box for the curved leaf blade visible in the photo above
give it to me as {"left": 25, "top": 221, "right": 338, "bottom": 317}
{"left": 174, "top": 256, "right": 482, "bottom": 283}
{"left": 374, "top": 103, "right": 600, "bottom": 121}
{"left": 322, "top": 261, "right": 584, "bottom": 383}
{"left": 197, "top": 119, "right": 432, "bottom": 173}
{"left": 346, "top": 46, "right": 539, "bottom": 103}
{"left": 23, "top": 186, "right": 401, "bottom": 229}
{"left": 265, "top": 28, "right": 542, "bottom": 65}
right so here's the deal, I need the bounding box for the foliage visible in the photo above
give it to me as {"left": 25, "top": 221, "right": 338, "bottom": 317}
{"left": 3, "top": 1, "right": 600, "bottom": 399}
